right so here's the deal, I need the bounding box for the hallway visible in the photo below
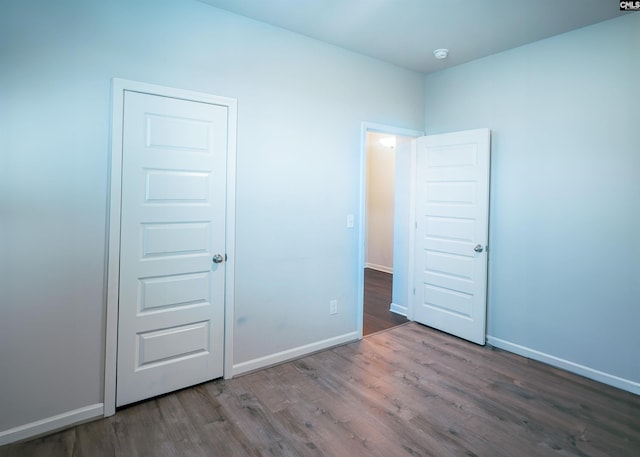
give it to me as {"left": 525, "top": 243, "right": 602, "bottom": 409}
{"left": 363, "top": 268, "right": 408, "bottom": 335}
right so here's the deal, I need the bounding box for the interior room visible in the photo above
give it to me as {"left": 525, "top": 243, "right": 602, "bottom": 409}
{"left": 1, "top": 0, "right": 638, "bottom": 454}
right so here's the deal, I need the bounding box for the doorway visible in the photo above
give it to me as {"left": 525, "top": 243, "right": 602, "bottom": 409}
{"left": 358, "top": 124, "right": 491, "bottom": 345}
{"left": 364, "top": 132, "right": 405, "bottom": 335}
{"left": 358, "top": 123, "right": 423, "bottom": 337}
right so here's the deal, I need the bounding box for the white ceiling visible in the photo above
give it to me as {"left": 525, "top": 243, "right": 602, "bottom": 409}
{"left": 197, "top": 0, "right": 627, "bottom": 74}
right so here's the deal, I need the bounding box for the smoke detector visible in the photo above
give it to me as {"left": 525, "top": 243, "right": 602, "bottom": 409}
{"left": 433, "top": 48, "right": 449, "bottom": 60}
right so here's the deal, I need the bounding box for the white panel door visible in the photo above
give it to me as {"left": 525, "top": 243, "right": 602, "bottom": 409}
{"left": 116, "top": 91, "right": 227, "bottom": 406}
{"left": 413, "top": 129, "right": 490, "bottom": 345}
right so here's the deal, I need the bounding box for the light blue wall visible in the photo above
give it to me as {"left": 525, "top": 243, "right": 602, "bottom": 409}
{"left": 0, "top": 0, "right": 424, "bottom": 434}
{"left": 424, "top": 14, "right": 640, "bottom": 388}
{"left": 392, "top": 137, "right": 414, "bottom": 312}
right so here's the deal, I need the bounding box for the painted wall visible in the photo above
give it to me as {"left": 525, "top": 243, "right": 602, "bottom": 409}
{"left": 365, "top": 132, "right": 396, "bottom": 273}
{"left": 424, "top": 14, "right": 640, "bottom": 390}
{"left": 391, "top": 137, "right": 414, "bottom": 314}
{"left": 0, "top": 0, "right": 424, "bottom": 435}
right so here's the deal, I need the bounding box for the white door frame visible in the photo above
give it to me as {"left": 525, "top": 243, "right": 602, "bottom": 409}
{"left": 104, "top": 79, "right": 237, "bottom": 416}
{"left": 357, "top": 122, "right": 424, "bottom": 338}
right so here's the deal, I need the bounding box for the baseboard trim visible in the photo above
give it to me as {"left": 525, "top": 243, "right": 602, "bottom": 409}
{"left": 0, "top": 403, "right": 104, "bottom": 446}
{"left": 487, "top": 336, "right": 640, "bottom": 395}
{"left": 364, "top": 263, "right": 393, "bottom": 274}
{"left": 390, "top": 302, "right": 408, "bottom": 316}
{"left": 232, "top": 331, "right": 360, "bottom": 377}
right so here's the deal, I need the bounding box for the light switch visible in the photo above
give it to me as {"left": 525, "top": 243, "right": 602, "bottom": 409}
{"left": 346, "top": 214, "right": 355, "bottom": 228}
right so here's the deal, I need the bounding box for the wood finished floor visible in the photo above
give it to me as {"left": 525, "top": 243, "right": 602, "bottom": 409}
{"left": 2, "top": 323, "right": 639, "bottom": 457}
{"left": 363, "top": 268, "right": 408, "bottom": 336}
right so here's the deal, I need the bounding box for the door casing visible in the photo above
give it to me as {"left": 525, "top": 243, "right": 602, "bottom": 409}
{"left": 104, "top": 79, "right": 237, "bottom": 416}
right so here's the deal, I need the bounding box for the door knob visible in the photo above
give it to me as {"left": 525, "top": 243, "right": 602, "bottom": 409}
{"left": 474, "top": 244, "right": 484, "bottom": 253}
{"left": 212, "top": 254, "right": 224, "bottom": 264}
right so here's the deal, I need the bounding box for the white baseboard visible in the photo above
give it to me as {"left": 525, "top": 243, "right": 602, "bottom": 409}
{"left": 0, "top": 403, "right": 104, "bottom": 446}
{"left": 364, "top": 263, "right": 393, "bottom": 274}
{"left": 390, "top": 302, "right": 408, "bottom": 316}
{"left": 487, "top": 336, "right": 640, "bottom": 396}
{"left": 232, "top": 331, "right": 360, "bottom": 377}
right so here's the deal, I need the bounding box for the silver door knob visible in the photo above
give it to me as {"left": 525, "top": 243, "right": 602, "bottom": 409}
{"left": 212, "top": 254, "right": 224, "bottom": 264}
{"left": 474, "top": 244, "right": 484, "bottom": 253}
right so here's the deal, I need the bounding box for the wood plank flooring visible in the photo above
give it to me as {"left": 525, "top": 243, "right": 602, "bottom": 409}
{"left": 2, "top": 323, "right": 639, "bottom": 457}
{"left": 363, "top": 268, "right": 408, "bottom": 335}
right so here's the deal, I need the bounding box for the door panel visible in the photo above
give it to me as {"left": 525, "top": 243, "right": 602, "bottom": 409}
{"left": 116, "top": 91, "right": 227, "bottom": 406}
{"left": 413, "top": 129, "right": 490, "bottom": 345}
{"left": 139, "top": 272, "right": 210, "bottom": 312}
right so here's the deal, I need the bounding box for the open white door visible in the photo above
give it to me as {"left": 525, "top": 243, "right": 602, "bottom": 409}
{"left": 413, "top": 129, "right": 490, "bottom": 345}
{"left": 116, "top": 90, "right": 227, "bottom": 406}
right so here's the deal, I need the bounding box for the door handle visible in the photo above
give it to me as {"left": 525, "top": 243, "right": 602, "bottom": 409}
{"left": 474, "top": 244, "right": 484, "bottom": 253}
{"left": 212, "top": 254, "right": 224, "bottom": 264}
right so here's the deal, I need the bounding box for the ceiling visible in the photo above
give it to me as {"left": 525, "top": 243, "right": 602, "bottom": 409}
{"left": 197, "top": 0, "right": 627, "bottom": 74}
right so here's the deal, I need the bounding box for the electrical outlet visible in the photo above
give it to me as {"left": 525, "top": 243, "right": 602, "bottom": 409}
{"left": 329, "top": 299, "right": 338, "bottom": 315}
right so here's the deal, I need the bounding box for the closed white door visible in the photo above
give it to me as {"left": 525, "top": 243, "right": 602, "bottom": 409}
{"left": 116, "top": 91, "right": 227, "bottom": 406}
{"left": 413, "top": 129, "right": 490, "bottom": 345}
